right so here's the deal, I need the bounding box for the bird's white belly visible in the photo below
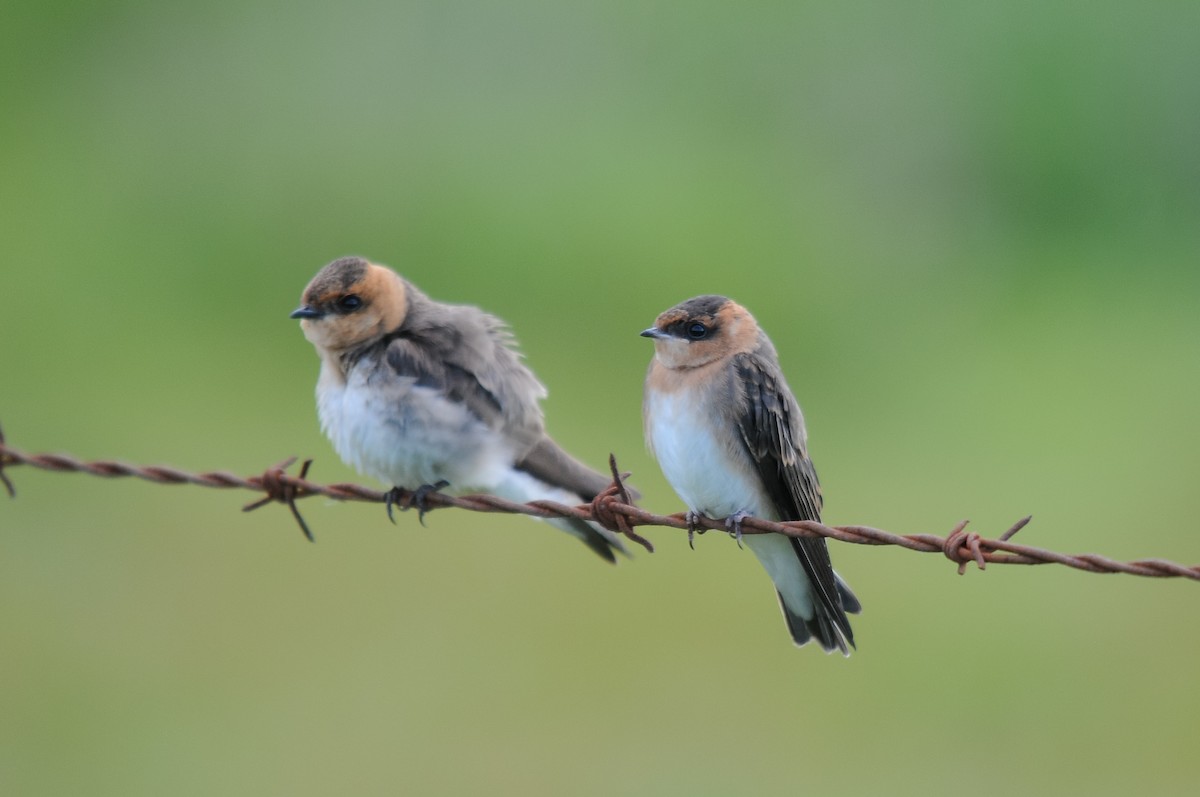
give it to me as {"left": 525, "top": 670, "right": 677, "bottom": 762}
{"left": 647, "top": 388, "right": 815, "bottom": 621}
{"left": 646, "top": 390, "right": 774, "bottom": 520}
{"left": 316, "top": 365, "right": 515, "bottom": 491}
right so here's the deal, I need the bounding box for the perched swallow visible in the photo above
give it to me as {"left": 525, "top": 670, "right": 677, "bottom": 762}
{"left": 641, "top": 295, "right": 860, "bottom": 652}
{"left": 291, "top": 256, "right": 627, "bottom": 562}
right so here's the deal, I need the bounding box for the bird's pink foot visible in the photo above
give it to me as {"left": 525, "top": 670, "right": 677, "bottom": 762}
{"left": 685, "top": 510, "right": 708, "bottom": 550}
{"left": 725, "top": 510, "right": 751, "bottom": 549}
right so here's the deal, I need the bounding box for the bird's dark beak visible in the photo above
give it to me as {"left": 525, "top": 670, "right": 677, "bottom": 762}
{"left": 640, "top": 327, "right": 667, "bottom": 339}
{"left": 290, "top": 305, "right": 323, "bottom": 320}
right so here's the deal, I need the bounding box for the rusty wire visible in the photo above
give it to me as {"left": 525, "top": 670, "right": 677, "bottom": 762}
{"left": 1, "top": 425, "right": 1198, "bottom": 580}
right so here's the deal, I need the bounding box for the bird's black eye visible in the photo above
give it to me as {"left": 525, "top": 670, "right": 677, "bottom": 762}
{"left": 337, "top": 294, "right": 363, "bottom": 312}
{"left": 687, "top": 322, "right": 708, "bottom": 340}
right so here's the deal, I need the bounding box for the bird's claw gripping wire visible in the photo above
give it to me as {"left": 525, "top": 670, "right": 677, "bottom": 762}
{"left": 725, "top": 510, "right": 750, "bottom": 549}
{"left": 386, "top": 480, "right": 450, "bottom": 526}
{"left": 685, "top": 510, "right": 709, "bottom": 550}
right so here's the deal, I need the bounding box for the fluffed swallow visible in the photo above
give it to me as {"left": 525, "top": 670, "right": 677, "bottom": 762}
{"left": 291, "top": 255, "right": 627, "bottom": 562}
{"left": 641, "top": 295, "right": 860, "bottom": 652}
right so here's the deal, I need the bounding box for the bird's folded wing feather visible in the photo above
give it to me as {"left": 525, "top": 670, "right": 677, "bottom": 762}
{"left": 383, "top": 309, "right": 546, "bottom": 446}
{"left": 731, "top": 351, "right": 845, "bottom": 623}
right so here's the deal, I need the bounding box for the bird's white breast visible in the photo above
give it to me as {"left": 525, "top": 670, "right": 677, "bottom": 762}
{"left": 647, "top": 383, "right": 815, "bottom": 622}
{"left": 645, "top": 388, "right": 774, "bottom": 520}
{"left": 316, "top": 359, "right": 515, "bottom": 491}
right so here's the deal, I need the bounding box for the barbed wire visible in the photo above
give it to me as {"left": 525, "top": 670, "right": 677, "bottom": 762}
{"left": 2, "top": 423, "right": 1197, "bottom": 580}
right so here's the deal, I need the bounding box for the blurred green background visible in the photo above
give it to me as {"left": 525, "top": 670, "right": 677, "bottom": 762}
{"left": 2, "top": 2, "right": 1198, "bottom": 795}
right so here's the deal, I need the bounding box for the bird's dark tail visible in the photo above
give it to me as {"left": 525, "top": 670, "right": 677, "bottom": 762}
{"left": 546, "top": 516, "right": 625, "bottom": 563}
{"left": 493, "top": 468, "right": 629, "bottom": 563}
{"left": 776, "top": 573, "right": 861, "bottom": 655}
{"left": 510, "top": 435, "right": 636, "bottom": 562}
{"left": 777, "top": 585, "right": 857, "bottom": 655}
{"left": 746, "top": 534, "right": 860, "bottom": 654}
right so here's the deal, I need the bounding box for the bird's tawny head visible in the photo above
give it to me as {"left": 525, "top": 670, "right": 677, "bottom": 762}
{"left": 640, "top": 294, "right": 760, "bottom": 369}
{"left": 291, "top": 256, "right": 409, "bottom": 351}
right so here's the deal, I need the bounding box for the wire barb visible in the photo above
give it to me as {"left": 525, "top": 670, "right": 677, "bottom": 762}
{"left": 943, "top": 520, "right": 986, "bottom": 575}
{"left": 0, "top": 423, "right": 15, "bottom": 498}
{"left": 243, "top": 457, "right": 315, "bottom": 542}
{"left": 1, "top": 425, "right": 1198, "bottom": 581}
{"left": 589, "top": 454, "right": 654, "bottom": 553}
{"left": 1000, "top": 515, "right": 1033, "bottom": 542}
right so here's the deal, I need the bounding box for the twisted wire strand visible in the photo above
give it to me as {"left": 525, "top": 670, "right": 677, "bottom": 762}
{"left": 2, "top": 428, "right": 1197, "bottom": 580}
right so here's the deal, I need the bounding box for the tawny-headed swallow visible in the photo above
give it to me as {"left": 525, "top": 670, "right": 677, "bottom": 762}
{"left": 291, "top": 256, "right": 627, "bottom": 562}
{"left": 641, "top": 295, "right": 860, "bottom": 652}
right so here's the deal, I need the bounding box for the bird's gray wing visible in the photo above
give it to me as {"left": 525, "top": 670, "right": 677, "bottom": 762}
{"left": 731, "top": 351, "right": 823, "bottom": 519}
{"left": 731, "top": 351, "right": 854, "bottom": 650}
{"left": 393, "top": 303, "right": 546, "bottom": 444}
{"left": 384, "top": 303, "right": 540, "bottom": 428}
{"left": 384, "top": 335, "right": 507, "bottom": 429}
